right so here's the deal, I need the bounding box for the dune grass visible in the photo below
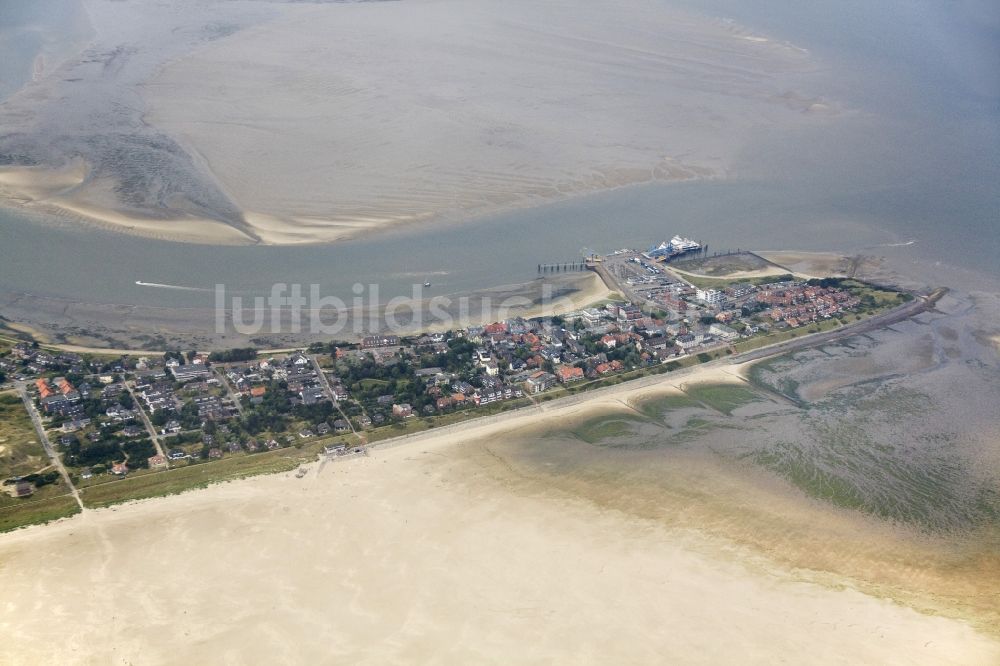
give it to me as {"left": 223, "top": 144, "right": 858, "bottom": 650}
{"left": 0, "top": 392, "right": 48, "bottom": 480}
{"left": 0, "top": 494, "right": 80, "bottom": 533}
{"left": 79, "top": 444, "right": 325, "bottom": 508}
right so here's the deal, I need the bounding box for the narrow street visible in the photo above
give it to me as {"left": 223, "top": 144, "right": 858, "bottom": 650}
{"left": 15, "top": 382, "right": 83, "bottom": 510}
{"left": 213, "top": 366, "right": 246, "bottom": 417}
{"left": 125, "top": 382, "right": 167, "bottom": 459}
{"left": 310, "top": 355, "right": 365, "bottom": 445}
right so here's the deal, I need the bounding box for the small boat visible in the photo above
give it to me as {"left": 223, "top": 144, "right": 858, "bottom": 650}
{"left": 423, "top": 281, "right": 432, "bottom": 288}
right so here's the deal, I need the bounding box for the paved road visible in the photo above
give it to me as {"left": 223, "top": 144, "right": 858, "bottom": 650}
{"left": 310, "top": 355, "right": 364, "bottom": 445}
{"left": 125, "top": 382, "right": 167, "bottom": 459}
{"left": 14, "top": 382, "right": 83, "bottom": 509}
{"left": 213, "top": 366, "right": 246, "bottom": 418}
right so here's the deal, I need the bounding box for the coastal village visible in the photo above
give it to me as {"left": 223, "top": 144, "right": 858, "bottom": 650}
{"left": 0, "top": 243, "right": 908, "bottom": 521}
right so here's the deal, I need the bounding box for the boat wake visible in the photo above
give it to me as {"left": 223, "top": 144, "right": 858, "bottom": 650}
{"left": 135, "top": 281, "right": 212, "bottom": 292}
{"left": 388, "top": 270, "right": 451, "bottom": 279}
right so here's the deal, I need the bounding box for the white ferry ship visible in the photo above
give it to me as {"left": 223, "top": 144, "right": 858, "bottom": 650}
{"left": 644, "top": 235, "right": 701, "bottom": 259}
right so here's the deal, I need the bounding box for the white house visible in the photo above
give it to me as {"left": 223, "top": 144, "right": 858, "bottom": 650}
{"left": 695, "top": 289, "right": 726, "bottom": 306}
{"left": 709, "top": 323, "right": 739, "bottom": 341}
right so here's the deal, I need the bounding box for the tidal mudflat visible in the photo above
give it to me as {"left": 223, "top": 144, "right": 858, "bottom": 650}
{"left": 0, "top": 0, "right": 833, "bottom": 244}
{"left": 493, "top": 291, "right": 1000, "bottom": 638}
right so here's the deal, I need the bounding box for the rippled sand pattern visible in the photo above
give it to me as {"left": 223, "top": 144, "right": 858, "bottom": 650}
{"left": 0, "top": 0, "right": 830, "bottom": 243}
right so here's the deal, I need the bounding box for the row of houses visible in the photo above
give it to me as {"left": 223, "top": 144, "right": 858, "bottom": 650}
{"left": 220, "top": 354, "right": 333, "bottom": 407}
{"left": 36, "top": 376, "right": 82, "bottom": 415}
{"left": 136, "top": 380, "right": 177, "bottom": 414}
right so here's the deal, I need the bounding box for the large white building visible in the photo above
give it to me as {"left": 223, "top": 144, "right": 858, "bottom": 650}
{"left": 696, "top": 288, "right": 726, "bottom": 306}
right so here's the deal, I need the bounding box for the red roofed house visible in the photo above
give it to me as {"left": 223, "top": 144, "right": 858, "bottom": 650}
{"left": 484, "top": 322, "right": 508, "bottom": 335}
{"left": 556, "top": 365, "right": 584, "bottom": 383}
{"left": 595, "top": 360, "right": 623, "bottom": 375}
{"left": 36, "top": 378, "right": 54, "bottom": 398}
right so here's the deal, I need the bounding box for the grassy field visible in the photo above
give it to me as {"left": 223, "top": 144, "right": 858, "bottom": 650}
{"left": 670, "top": 252, "right": 772, "bottom": 276}
{"left": 670, "top": 272, "right": 793, "bottom": 290}
{"left": 0, "top": 391, "right": 81, "bottom": 530}
{"left": 78, "top": 443, "right": 329, "bottom": 508}
{"left": 585, "top": 295, "right": 627, "bottom": 309}
{"left": 734, "top": 317, "right": 846, "bottom": 353}
{"left": 0, "top": 494, "right": 80, "bottom": 533}
{"left": 364, "top": 398, "right": 534, "bottom": 443}
{"left": 842, "top": 280, "right": 912, "bottom": 309}
{"left": 0, "top": 476, "right": 71, "bottom": 507}
{"left": 0, "top": 392, "right": 48, "bottom": 480}
{"left": 357, "top": 378, "right": 390, "bottom": 391}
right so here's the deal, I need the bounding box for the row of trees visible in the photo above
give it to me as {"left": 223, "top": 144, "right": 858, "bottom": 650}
{"left": 64, "top": 435, "right": 156, "bottom": 469}
{"left": 335, "top": 353, "right": 436, "bottom": 416}
{"left": 207, "top": 348, "right": 257, "bottom": 363}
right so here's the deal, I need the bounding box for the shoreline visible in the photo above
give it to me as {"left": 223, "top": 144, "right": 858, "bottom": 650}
{"left": 0, "top": 247, "right": 918, "bottom": 355}
{"left": 0, "top": 163, "right": 258, "bottom": 246}
{"left": 0, "top": 356, "right": 996, "bottom": 663}
{"left": 0, "top": 257, "right": 995, "bottom": 660}
{"left": 0, "top": 161, "right": 716, "bottom": 247}
{"left": 0, "top": 270, "right": 614, "bottom": 353}
{"left": 1, "top": 286, "right": 937, "bottom": 520}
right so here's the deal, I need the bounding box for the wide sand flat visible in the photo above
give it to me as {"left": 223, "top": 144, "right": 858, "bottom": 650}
{"left": 0, "top": 0, "right": 834, "bottom": 244}
{"left": 143, "top": 0, "right": 822, "bottom": 243}
{"left": 1, "top": 369, "right": 997, "bottom": 664}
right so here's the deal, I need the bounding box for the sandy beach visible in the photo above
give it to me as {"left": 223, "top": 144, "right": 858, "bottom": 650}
{"left": 0, "top": 363, "right": 997, "bottom": 664}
